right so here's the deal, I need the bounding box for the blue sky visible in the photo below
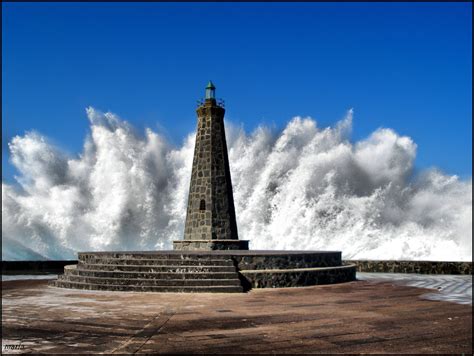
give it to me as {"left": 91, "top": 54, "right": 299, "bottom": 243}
{"left": 2, "top": 2, "right": 472, "bottom": 182}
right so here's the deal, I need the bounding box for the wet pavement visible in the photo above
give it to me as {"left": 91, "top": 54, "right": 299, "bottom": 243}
{"left": 358, "top": 272, "right": 472, "bottom": 305}
{"left": 2, "top": 274, "right": 472, "bottom": 354}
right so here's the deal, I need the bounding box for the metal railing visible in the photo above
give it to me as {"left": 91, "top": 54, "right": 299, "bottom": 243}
{"left": 196, "top": 98, "right": 225, "bottom": 108}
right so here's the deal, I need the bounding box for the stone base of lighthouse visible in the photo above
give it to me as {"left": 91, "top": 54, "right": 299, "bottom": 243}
{"left": 50, "top": 250, "right": 356, "bottom": 293}
{"left": 173, "top": 239, "right": 249, "bottom": 251}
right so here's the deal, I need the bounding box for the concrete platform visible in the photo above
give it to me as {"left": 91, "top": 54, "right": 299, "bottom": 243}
{"left": 2, "top": 275, "right": 472, "bottom": 354}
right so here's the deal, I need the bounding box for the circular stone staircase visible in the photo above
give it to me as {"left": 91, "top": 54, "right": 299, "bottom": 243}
{"left": 50, "top": 251, "right": 356, "bottom": 293}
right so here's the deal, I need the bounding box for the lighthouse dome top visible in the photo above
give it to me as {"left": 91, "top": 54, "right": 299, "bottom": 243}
{"left": 206, "top": 80, "right": 215, "bottom": 89}
{"left": 205, "top": 80, "right": 216, "bottom": 99}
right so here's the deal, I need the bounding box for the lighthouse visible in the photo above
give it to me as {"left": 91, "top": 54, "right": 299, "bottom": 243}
{"left": 173, "top": 82, "right": 248, "bottom": 250}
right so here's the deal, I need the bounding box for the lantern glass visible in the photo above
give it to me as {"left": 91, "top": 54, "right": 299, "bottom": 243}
{"left": 206, "top": 88, "right": 215, "bottom": 99}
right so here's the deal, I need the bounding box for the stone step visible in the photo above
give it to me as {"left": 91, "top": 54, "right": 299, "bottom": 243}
{"left": 58, "top": 275, "right": 242, "bottom": 287}
{"left": 50, "top": 280, "right": 244, "bottom": 293}
{"left": 79, "top": 253, "right": 235, "bottom": 261}
{"left": 76, "top": 263, "right": 236, "bottom": 273}
{"left": 77, "top": 258, "right": 235, "bottom": 267}
{"left": 65, "top": 268, "right": 239, "bottom": 280}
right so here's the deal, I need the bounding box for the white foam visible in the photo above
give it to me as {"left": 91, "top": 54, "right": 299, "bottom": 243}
{"left": 2, "top": 107, "right": 471, "bottom": 261}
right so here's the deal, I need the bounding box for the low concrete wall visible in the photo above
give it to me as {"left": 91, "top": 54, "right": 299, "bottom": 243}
{"left": 345, "top": 260, "right": 472, "bottom": 275}
{"left": 2, "top": 261, "right": 77, "bottom": 274}
{"left": 2, "top": 259, "right": 472, "bottom": 275}
{"left": 240, "top": 264, "right": 356, "bottom": 289}
{"left": 232, "top": 252, "right": 341, "bottom": 270}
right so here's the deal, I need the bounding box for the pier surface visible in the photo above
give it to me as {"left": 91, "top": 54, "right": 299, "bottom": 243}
{"left": 2, "top": 273, "right": 472, "bottom": 354}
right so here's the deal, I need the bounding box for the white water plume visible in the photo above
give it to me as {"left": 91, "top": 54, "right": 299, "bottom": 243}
{"left": 2, "top": 107, "right": 471, "bottom": 261}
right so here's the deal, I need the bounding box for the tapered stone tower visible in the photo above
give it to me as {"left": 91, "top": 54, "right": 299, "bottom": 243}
{"left": 173, "top": 81, "right": 248, "bottom": 250}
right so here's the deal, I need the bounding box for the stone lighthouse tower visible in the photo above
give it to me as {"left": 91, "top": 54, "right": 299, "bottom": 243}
{"left": 173, "top": 81, "right": 248, "bottom": 251}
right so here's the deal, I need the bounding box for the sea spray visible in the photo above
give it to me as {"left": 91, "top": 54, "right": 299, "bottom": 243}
{"left": 2, "top": 107, "right": 471, "bottom": 261}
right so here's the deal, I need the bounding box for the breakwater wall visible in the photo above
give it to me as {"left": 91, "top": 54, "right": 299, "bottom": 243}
{"left": 2, "top": 259, "right": 472, "bottom": 275}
